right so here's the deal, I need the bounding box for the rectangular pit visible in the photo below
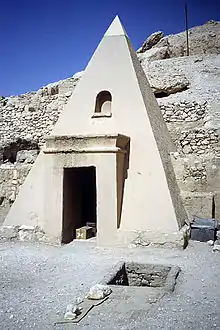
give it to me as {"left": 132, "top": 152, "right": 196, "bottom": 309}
{"left": 104, "top": 262, "right": 180, "bottom": 292}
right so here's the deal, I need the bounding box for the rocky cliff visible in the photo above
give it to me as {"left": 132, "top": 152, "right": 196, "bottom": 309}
{"left": 0, "top": 20, "right": 219, "bottom": 224}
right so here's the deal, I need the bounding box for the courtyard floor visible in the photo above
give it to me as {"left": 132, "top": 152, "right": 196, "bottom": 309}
{"left": 0, "top": 240, "right": 220, "bottom": 329}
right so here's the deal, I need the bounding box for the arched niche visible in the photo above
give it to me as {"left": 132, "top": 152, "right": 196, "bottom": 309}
{"left": 93, "top": 91, "right": 112, "bottom": 117}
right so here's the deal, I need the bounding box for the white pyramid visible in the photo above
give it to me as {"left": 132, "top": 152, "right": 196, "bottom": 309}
{"left": 3, "top": 16, "right": 187, "bottom": 246}
{"left": 104, "top": 15, "right": 128, "bottom": 37}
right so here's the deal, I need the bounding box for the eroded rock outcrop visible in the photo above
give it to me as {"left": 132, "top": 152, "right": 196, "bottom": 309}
{"left": 138, "top": 20, "right": 220, "bottom": 61}
{"left": 138, "top": 31, "right": 164, "bottom": 52}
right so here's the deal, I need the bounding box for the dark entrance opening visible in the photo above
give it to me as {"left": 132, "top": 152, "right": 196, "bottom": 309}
{"left": 62, "top": 166, "right": 97, "bottom": 244}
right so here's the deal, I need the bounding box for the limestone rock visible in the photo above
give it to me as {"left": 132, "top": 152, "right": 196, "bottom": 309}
{"left": 139, "top": 31, "right": 164, "bottom": 52}
{"left": 86, "top": 284, "right": 112, "bottom": 300}
{"left": 183, "top": 145, "right": 192, "bottom": 154}
{"left": 16, "top": 150, "right": 39, "bottom": 164}
{"left": 64, "top": 311, "right": 77, "bottom": 320}
{"left": 213, "top": 243, "right": 220, "bottom": 252}
{"left": 142, "top": 56, "right": 191, "bottom": 96}
{"left": 18, "top": 230, "right": 33, "bottom": 241}
{"left": 138, "top": 46, "right": 169, "bottom": 62}
{"left": 0, "top": 225, "right": 19, "bottom": 240}
{"left": 140, "top": 20, "right": 220, "bottom": 61}
{"left": 66, "top": 304, "right": 82, "bottom": 315}
{"left": 149, "top": 73, "right": 189, "bottom": 96}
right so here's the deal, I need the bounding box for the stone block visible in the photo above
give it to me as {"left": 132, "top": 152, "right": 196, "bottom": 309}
{"left": 76, "top": 226, "right": 93, "bottom": 240}
{"left": 181, "top": 192, "right": 214, "bottom": 219}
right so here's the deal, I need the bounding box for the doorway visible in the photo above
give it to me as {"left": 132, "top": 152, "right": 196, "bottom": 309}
{"left": 62, "top": 166, "right": 97, "bottom": 244}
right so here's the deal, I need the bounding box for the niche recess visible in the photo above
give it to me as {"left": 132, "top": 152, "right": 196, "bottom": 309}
{"left": 92, "top": 90, "right": 112, "bottom": 118}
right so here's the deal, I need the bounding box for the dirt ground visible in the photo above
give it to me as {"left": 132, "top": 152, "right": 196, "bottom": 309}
{"left": 0, "top": 240, "right": 220, "bottom": 330}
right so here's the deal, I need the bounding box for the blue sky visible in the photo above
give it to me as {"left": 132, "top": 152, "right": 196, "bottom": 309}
{"left": 1, "top": 0, "right": 219, "bottom": 96}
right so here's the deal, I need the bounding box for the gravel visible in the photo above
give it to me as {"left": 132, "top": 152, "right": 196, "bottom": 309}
{"left": 0, "top": 240, "right": 220, "bottom": 329}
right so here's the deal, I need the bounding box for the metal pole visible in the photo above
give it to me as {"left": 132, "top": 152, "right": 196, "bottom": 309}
{"left": 185, "top": 3, "right": 189, "bottom": 56}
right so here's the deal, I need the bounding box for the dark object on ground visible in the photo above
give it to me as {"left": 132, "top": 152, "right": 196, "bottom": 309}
{"left": 190, "top": 216, "right": 218, "bottom": 242}
{"left": 86, "top": 222, "right": 97, "bottom": 236}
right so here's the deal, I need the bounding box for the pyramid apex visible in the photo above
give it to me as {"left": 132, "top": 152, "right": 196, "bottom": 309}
{"left": 104, "top": 15, "right": 128, "bottom": 37}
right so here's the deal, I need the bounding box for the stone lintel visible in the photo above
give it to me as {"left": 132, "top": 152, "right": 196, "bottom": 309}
{"left": 43, "top": 147, "right": 127, "bottom": 154}
{"left": 44, "top": 134, "right": 130, "bottom": 154}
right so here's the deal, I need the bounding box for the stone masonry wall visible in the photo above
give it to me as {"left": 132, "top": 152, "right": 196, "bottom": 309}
{"left": 160, "top": 101, "right": 207, "bottom": 122}
{"left": 174, "top": 129, "right": 219, "bottom": 155}
{"left": 0, "top": 165, "right": 31, "bottom": 224}
{"left": 1, "top": 90, "right": 218, "bottom": 156}
{"left": 0, "top": 85, "right": 73, "bottom": 148}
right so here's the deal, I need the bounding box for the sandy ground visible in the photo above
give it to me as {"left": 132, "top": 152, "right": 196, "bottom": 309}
{"left": 0, "top": 240, "right": 220, "bottom": 330}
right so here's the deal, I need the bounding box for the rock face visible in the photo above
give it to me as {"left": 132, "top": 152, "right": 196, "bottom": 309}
{"left": 138, "top": 31, "right": 164, "bottom": 52}
{"left": 16, "top": 150, "right": 39, "bottom": 164}
{"left": 138, "top": 20, "right": 220, "bottom": 60}
{"left": 0, "top": 21, "right": 220, "bottom": 227}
